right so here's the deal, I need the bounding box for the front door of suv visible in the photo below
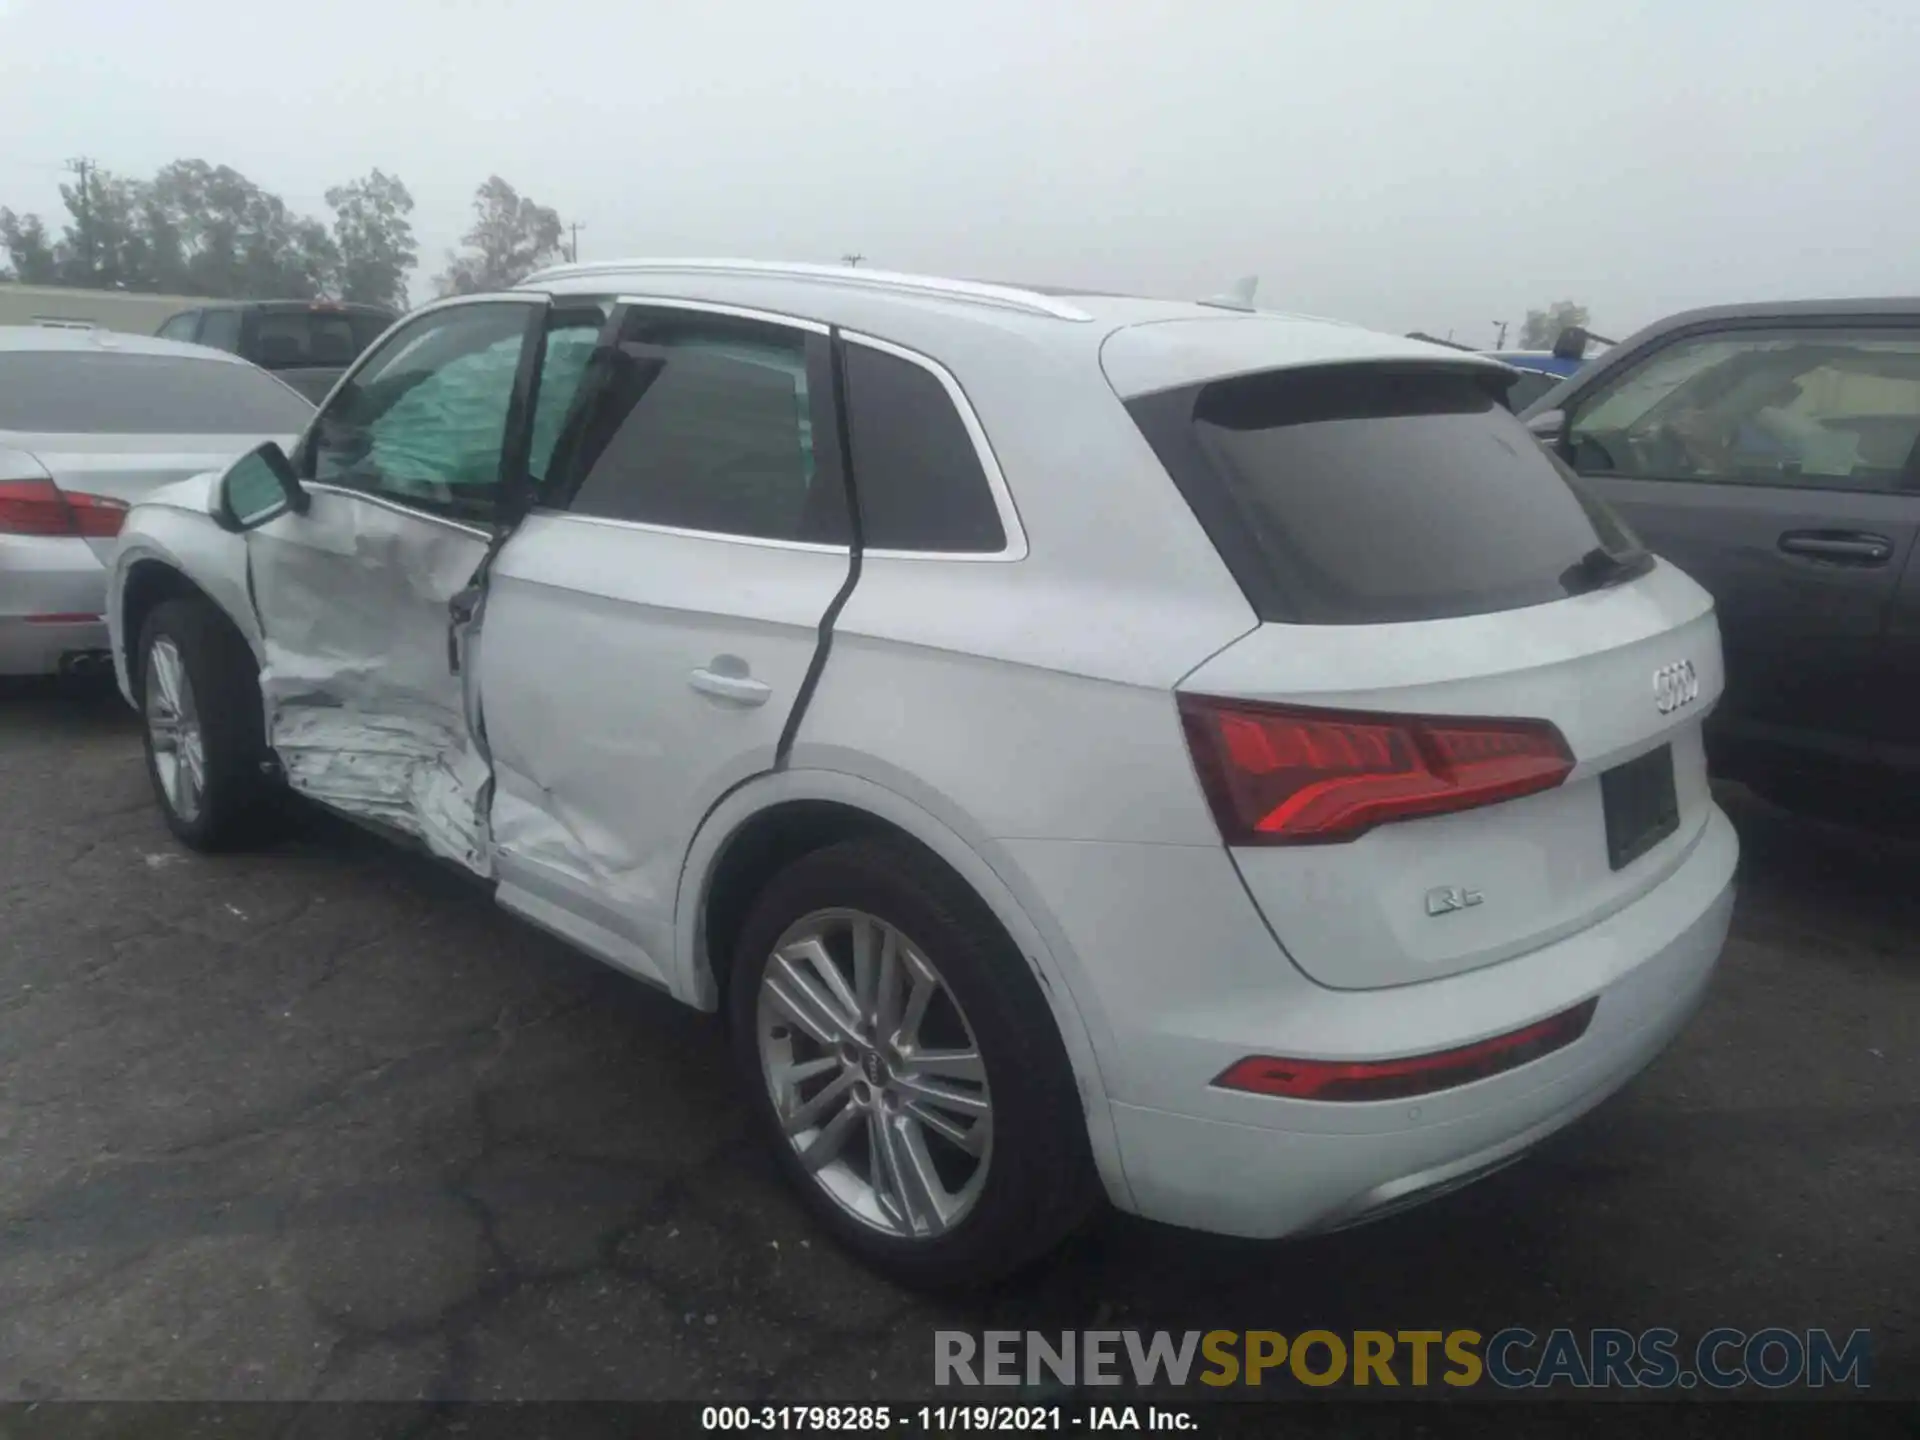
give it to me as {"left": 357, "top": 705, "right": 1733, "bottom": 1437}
{"left": 1560, "top": 321, "right": 1920, "bottom": 775}
{"left": 248, "top": 294, "right": 603, "bottom": 870}
{"left": 474, "top": 299, "right": 854, "bottom": 987}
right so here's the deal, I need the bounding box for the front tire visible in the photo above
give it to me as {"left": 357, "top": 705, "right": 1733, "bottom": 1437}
{"left": 137, "top": 596, "right": 276, "bottom": 851}
{"left": 728, "top": 838, "right": 1096, "bottom": 1289}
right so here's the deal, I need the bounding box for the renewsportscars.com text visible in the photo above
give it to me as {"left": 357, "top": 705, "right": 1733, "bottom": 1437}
{"left": 935, "top": 1327, "right": 1872, "bottom": 1391}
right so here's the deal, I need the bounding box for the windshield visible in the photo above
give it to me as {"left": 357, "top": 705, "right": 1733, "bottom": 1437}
{"left": 0, "top": 351, "right": 314, "bottom": 433}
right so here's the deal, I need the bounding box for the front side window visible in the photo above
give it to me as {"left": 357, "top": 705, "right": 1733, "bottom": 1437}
{"left": 1567, "top": 328, "right": 1920, "bottom": 492}
{"left": 558, "top": 309, "right": 844, "bottom": 543}
{"left": 307, "top": 302, "right": 532, "bottom": 523}
{"left": 157, "top": 312, "right": 200, "bottom": 343}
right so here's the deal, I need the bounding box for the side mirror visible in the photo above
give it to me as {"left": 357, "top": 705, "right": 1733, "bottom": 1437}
{"left": 1526, "top": 408, "right": 1567, "bottom": 443}
{"left": 211, "top": 441, "right": 307, "bottom": 533}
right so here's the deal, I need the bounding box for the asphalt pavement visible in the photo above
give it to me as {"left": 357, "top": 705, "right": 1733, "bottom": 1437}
{"left": 1, "top": 676, "right": 1914, "bottom": 1424}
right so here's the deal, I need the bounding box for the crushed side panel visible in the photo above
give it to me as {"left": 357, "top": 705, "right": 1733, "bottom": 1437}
{"left": 250, "top": 491, "right": 494, "bottom": 872}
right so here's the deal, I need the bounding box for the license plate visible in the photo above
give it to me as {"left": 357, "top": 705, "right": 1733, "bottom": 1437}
{"left": 1601, "top": 744, "right": 1679, "bottom": 871}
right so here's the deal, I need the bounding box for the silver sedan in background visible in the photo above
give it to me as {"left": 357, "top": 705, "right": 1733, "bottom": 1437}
{"left": 0, "top": 326, "right": 312, "bottom": 676}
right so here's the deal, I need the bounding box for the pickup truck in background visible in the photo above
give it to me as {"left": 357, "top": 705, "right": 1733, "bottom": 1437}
{"left": 155, "top": 300, "right": 398, "bottom": 402}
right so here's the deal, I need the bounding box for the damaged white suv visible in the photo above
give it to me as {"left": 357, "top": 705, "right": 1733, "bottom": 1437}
{"left": 108, "top": 260, "right": 1737, "bottom": 1288}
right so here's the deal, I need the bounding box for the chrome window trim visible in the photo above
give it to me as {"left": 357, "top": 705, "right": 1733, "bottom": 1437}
{"left": 303, "top": 481, "right": 495, "bottom": 540}
{"left": 611, "top": 293, "right": 831, "bottom": 336}
{"left": 524, "top": 507, "right": 849, "bottom": 556}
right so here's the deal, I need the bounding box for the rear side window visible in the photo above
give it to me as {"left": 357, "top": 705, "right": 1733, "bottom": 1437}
{"left": 558, "top": 310, "right": 847, "bottom": 544}
{"left": 1127, "top": 364, "right": 1638, "bottom": 625}
{"left": 0, "top": 352, "right": 314, "bottom": 434}
{"left": 842, "top": 342, "right": 1007, "bottom": 553}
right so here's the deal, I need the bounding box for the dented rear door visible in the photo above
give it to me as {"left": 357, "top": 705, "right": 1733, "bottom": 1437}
{"left": 475, "top": 298, "right": 854, "bottom": 988}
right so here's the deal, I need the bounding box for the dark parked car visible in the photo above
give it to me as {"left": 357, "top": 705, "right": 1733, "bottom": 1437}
{"left": 1522, "top": 298, "right": 1920, "bottom": 810}
{"left": 155, "top": 300, "right": 398, "bottom": 403}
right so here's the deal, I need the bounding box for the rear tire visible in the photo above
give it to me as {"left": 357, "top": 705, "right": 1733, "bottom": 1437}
{"left": 728, "top": 838, "right": 1096, "bottom": 1289}
{"left": 136, "top": 596, "right": 278, "bottom": 851}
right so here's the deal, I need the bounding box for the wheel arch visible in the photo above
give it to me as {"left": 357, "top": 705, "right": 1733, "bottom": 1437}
{"left": 110, "top": 508, "right": 262, "bottom": 706}
{"left": 674, "top": 767, "right": 1134, "bottom": 1211}
{"left": 119, "top": 560, "right": 216, "bottom": 698}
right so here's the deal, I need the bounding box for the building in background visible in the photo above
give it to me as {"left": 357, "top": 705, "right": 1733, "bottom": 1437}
{"left": 0, "top": 283, "right": 213, "bottom": 335}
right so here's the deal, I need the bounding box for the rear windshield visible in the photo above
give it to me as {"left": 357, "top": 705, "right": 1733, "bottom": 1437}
{"left": 0, "top": 352, "right": 315, "bottom": 434}
{"left": 1127, "top": 364, "right": 1641, "bottom": 625}
{"left": 252, "top": 310, "right": 393, "bottom": 369}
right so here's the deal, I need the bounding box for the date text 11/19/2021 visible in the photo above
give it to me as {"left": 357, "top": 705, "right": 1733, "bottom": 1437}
{"left": 701, "top": 1405, "right": 1194, "bottom": 1432}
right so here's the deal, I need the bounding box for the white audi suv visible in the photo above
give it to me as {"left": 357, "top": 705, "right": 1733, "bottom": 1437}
{"left": 105, "top": 260, "right": 1736, "bottom": 1287}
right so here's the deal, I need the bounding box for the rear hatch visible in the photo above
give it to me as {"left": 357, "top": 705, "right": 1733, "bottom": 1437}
{"left": 1118, "top": 344, "right": 1724, "bottom": 990}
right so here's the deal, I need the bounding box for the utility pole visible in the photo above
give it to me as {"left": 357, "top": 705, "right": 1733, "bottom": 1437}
{"left": 1492, "top": 320, "right": 1509, "bottom": 350}
{"left": 66, "top": 157, "right": 96, "bottom": 278}
{"left": 567, "top": 221, "right": 585, "bottom": 264}
{"left": 841, "top": 253, "right": 864, "bottom": 267}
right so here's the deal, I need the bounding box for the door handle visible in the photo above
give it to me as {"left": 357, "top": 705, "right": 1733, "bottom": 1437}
{"left": 1777, "top": 531, "right": 1893, "bottom": 565}
{"left": 689, "top": 665, "right": 772, "bottom": 706}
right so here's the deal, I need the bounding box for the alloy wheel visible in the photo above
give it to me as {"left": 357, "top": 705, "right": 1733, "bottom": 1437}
{"left": 755, "top": 908, "right": 993, "bottom": 1240}
{"left": 144, "top": 636, "right": 205, "bottom": 824}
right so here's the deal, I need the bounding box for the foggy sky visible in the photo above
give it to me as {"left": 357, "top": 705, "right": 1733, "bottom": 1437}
{"left": 2, "top": 0, "right": 1913, "bottom": 344}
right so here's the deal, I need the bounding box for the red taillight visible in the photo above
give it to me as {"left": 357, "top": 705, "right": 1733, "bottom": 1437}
{"left": 63, "top": 490, "right": 130, "bottom": 538}
{"left": 1214, "top": 998, "right": 1598, "bottom": 1102}
{"left": 1178, "top": 694, "right": 1574, "bottom": 844}
{"left": 0, "top": 480, "right": 128, "bottom": 538}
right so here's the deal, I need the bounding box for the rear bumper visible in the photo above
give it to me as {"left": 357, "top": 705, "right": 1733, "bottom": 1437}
{"left": 0, "top": 534, "right": 109, "bottom": 676}
{"left": 1007, "top": 803, "right": 1737, "bottom": 1240}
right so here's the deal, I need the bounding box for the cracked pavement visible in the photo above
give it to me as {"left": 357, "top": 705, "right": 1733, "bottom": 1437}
{"left": 0, "top": 677, "right": 1914, "bottom": 1408}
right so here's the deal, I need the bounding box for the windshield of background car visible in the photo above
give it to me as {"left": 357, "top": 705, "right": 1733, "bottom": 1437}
{"left": 0, "top": 352, "right": 315, "bottom": 433}
{"left": 1126, "top": 363, "right": 1640, "bottom": 625}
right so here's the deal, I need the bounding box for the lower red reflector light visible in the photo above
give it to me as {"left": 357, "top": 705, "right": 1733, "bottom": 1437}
{"left": 1213, "top": 997, "right": 1599, "bottom": 1102}
{"left": 26, "top": 613, "right": 104, "bottom": 625}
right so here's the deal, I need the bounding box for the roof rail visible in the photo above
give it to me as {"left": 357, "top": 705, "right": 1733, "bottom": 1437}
{"left": 519, "top": 258, "right": 1096, "bottom": 322}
